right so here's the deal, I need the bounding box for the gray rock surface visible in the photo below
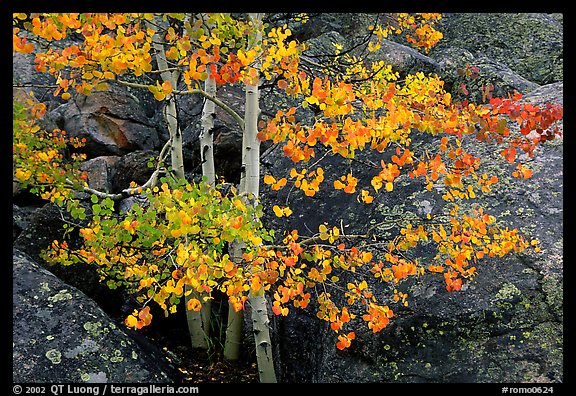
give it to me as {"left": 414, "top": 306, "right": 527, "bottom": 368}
{"left": 12, "top": 202, "right": 134, "bottom": 317}
{"left": 13, "top": 248, "right": 176, "bottom": 383}
{"left": 45, "top": 87, "right": 160, "bottom": 157}
{"left": 431, "top": 13, "right": 563, "bottom": 85}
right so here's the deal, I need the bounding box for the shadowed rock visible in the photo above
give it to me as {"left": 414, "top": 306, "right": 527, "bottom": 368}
{"left": 13, "top": 248, "right": 177, "bottom": 383}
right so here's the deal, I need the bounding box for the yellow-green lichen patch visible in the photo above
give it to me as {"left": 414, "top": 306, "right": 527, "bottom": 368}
{"left": 83, "top": 321, "right": 110, "bottom": 338}
{"left": 45, "top": 348, "right": 62, "bottom": 364}
{"left": 495, "top": 282, "right": 522, "bottom": 302}
{"left": 47, "top": 289, "right": 73, "bottom": 303}
{"left": 109, "top": 349, "right": 124, "bottom": 363}
{"left": 541, "top": 276, "right": 563, "bottom": 314}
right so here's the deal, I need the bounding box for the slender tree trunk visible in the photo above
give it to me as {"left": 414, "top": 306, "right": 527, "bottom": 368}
{"left": 200, "top": 76, "right": 217, "bottom": 185}
{"left": 185, "top": 75, "right": 218, "bottom": 351}
{"left": 242, "top": 13, "right": 277, "bottom": 383}
{"left": 244, "top": 76, "right": 276, "bottom": 383}
{"left": 223, "top": 240, "right": 244, "bottom": 361}
{"left": 149, "top": 19, "right": 184, "bottom": 180}
{"left": 150, "top": 16, "right": 207, "bottom": 350}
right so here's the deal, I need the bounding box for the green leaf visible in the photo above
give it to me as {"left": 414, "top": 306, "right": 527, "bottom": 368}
{"left": 91, "top": 194, "right": 99, "bottom": 204}
{"left": 92, "top": 204, "right": 101, "bottom": 216}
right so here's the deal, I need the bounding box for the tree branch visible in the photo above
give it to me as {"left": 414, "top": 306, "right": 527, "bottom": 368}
{"left": 66, "top": 139, "right": 172, "bottom": 200}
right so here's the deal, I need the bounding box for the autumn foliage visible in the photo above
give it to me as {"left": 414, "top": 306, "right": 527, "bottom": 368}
{"left": 13, "top": 12, "right": 562, "bottom": 352}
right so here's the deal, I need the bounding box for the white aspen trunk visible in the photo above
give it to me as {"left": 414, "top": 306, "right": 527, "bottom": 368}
{"left": 200, "top": 74, "right": 217, "bottom": 184}
{"left": 223, "top": 240, "right": 244, "bottom": 361}
{"left": 150, "top": 16, "right": 207, "bottom": 349}
{"left": 243, "top": 13, "right": 277, "bottom": 383}
{"left": 165, "top": 97, "right": 184, "bottom": 180}
{"left": 150, "top": 18, "right": 184, "bottom": 180}
{"left": 185, "top": 75, "right": 219, "bottom": 351}
{"left": 244, "top": 80, "right": 276, "bottom": 383}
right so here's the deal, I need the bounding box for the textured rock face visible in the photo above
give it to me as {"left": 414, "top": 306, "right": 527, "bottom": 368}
{"left": 431, "top": 13, "right": 563, "bottom": 85}
{"left": 13, "top": 249, "right": 176, "bottom": 383}
{"left": 45, "top": 88, "right": 161, "bottom": 157}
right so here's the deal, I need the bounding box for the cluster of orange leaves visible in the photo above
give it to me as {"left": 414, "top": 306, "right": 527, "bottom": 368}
{"left": 250, "top": 207, "right": 536, "bottom": 350}
{"left": 259, "top": 64, "right": 562, "bottom": 214}
{"left": 14, "top": 13, "right": 307, "bottom": 101}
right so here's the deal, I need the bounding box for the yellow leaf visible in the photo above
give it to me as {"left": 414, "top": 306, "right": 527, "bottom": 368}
{"left": 15, "top": 168, "right": 32, "bottom": 182}
{"left": 209, "top": 35, "right": 221, "bottom": 46}
{"left": 125, "top": 314, "right": 138, "bottom": 328}
{"left": 273, "top": 205, "right": 292, "bottom": 218}
{"left": 371, "top": 176, "right": 383, "bottom": 192}
{"left": 153, "top": 90, "right": 165, "bottom": 101}
{"left": 305, "top": 96, "right": 319, "bottom": 105}
{"left": 467, "top": 184, "right": 476, "bottom": 198}
{"left": 95, "top": 83, "right": 108, "bottom": 91}
{"left": 273, "top": 205, "right": 283, "bottom": 217}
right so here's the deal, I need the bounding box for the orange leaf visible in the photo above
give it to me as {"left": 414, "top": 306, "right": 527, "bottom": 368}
{"left": 264, "top": 175, "right": 276, "bottom": 185}
{"left": 284, "top": 256, "right": 296, "bottom": 267}
{"left": 272, "top": 303, "right": 283, "bottom": 316}
{"left": 187, "top": 298, "right": 202, "bottom": 311}
{"left": 232, "top": 216, "right": 243, "bottom": 229}
{"left": 334, "top": 179, "right": 345, "bottom": 190}
{"left": 257, "top": 131, "right": 268, "bottom": 141}
{"left": 223, "top": 261, "right": 234, "bottom": 273}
